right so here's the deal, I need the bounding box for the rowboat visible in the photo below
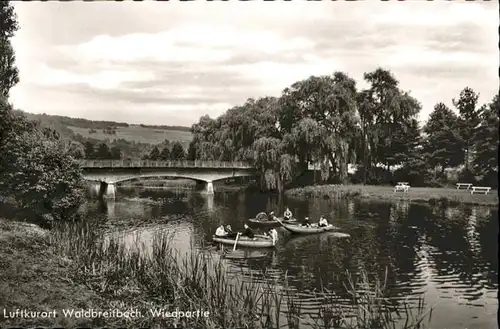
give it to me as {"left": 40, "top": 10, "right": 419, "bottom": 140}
{"left": 248, "top": 217, "right": 298, "bottom": 226}
{"left": 280, "top": 222, "right": 339, "bottom": 234}
{"left": 212, "top": 234, "right": 276, "bottom": 248}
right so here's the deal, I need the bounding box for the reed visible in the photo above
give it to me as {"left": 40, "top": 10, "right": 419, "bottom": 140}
{"left": 50, "top": 221, "right": 433, "bottom": 329}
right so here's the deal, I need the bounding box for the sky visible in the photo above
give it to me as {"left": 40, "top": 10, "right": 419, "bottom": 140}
{"left": 9, "top": 1, "right": 499, "bottom": 127}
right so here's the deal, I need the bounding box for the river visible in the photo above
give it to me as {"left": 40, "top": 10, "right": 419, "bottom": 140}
{"left": 80, "top": 187, "right": 498, "bottom": 329}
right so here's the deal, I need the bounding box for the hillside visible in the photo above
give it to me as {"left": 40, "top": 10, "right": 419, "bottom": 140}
{"left": 67, "top": 125, "right": 192, "bottom": 148}
{"left": 16, "top": 111, "right": 193, "bottom": 148}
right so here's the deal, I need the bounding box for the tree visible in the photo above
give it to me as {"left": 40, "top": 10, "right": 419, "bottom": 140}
{"left": 110, "top": 146, "right": 122, "bottom": 160}
{"left": 0, "top": 1, "right": 19, "bottom": 98}
{"left": 160, "top": 146, "right": 170, "bottom": 161}
{"left": 362, "top": 69, "right": 421, "bottom": 172}
{"left": 423, "top": 103, "right": 464, "bottom": 174}
{"left": 66, "top": 141, "right": 85, "bottom": 159}
{"left": 0, "top": 3, "right": 84, "bottom": 226}
{"left": 252, "top": 137, "right": 295, "bottom": 193}
{"left": 148, "top": 146, "right": 160, "bottom": 160}
{"left": 279, "top": 72, "right": 359, "bottom": 182}
{"left": 453, "top": 87, "right": 482, "bottom": 170}
{"left": 83, "top": 141, "right": 95, "bottom": 159}
{"left": 0, "top": 101, "right": 85, "bottom": 225}
{"left": 471, "top": 93, "right": 499, "bottom": 187}
{"left": 186, "top": 139, "right": 197, "bottom": 161}
{"left": 95, "top": 142, "right": 111, "bottom": 159}
{"left": 170, "top": 141, "right": 185, "bottom": 160}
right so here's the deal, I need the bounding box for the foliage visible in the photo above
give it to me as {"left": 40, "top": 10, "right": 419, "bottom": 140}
{"left": 0, "top": 1, "right": 18, "bottom": 98}
{"left": 95, "top": 142, "right": 112, "bottom": 159}
{"left": 0, "top": 3, "right": 84, "bottom": 227}
{"left": 0, "top": 100, "right": 85, "bottom": 226}
{"left": 453, "top": 87, "right": 482, "bottom": 170}
{"left": 471, "top": 93, "right": 499, "bottom": 188}
{"left": 65, "top": 141, "right": 85, "bottom": 159}
{"left": 423, "top": 103, "right": 464, "bottom": 173}
{"left": 170, "top": 141, "right": 186, "bottom": 160}
{"left": 145, "top": 145, "right": 160, "bottom": 160}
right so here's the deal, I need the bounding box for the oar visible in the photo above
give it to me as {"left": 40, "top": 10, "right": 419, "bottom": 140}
{"left": 233, "top": 232, "right": 241, "bottom": 251}
{"left": 275, "top": 216, "right": 285, "bottom": 227}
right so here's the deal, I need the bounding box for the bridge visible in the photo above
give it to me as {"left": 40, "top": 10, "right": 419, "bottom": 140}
{"left": 79, "top": 159, "right": 255, "bottom": 199}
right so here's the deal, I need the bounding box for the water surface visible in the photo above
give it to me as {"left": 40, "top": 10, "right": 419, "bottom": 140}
{"left": 81, "top": 188, "right": 498, "bottom": 329}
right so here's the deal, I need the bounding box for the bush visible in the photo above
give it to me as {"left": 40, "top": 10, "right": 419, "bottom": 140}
{"left": 457, "top": 168, "right": 477, "bottom": 185}
{"left": 0, "top": 100, "right": 85, "bottom": 227}
{"left": 351, "top": 166, "right": 393, "bottom": 185}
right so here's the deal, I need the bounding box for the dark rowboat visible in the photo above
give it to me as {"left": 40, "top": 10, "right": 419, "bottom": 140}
{"left": 212, "top": 234, "right": 276, "bottom": 248}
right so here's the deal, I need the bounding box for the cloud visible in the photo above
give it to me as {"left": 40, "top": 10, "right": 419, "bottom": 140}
{"left": 9, "top": 1, "right": 499, "bottom": 126}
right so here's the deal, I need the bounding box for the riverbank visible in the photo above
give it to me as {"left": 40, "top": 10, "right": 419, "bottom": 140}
{"left": 0, "top": 218, "right": 432, "bottom": 329}
{"left": 0, "top": 219, "right": 105, "bottom": 327}
{"left": 285, "top": 184, "right": 498, "bottom": 207}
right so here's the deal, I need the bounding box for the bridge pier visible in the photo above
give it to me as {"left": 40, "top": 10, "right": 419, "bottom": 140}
{"left": 98, "top": 181, "right": 116, "bottom": 199}
{"left": 88, "top": 183, "right": 100, "bottom": 197}
{"left": 206, "top": 181, "right": 214, "bottom": 195}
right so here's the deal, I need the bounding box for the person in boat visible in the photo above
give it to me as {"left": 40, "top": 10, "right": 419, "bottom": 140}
{"left": 318, "top": 216, "right": 328, "bottom": 227}
{"left": 225, "top": 225, "right": 238, "bottom": 238}
{"left": 241, "top": 224, "right": 255, "bottom": 239}
{"left": 215, "top": 225, "right": 227, "bottom": 237}
{"left": 268, "top": 228, "right": 278, "bottom": 244}
{"left": 284, "top": 207, "right": 293, "bottom": 221}
{"left": 268, "top": 211, "right": 276, "bottom": 221}
{"left": 302, "top": 217, "right": 312, "bottom": 227}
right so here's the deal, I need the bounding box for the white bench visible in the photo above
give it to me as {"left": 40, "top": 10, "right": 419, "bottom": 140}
{"left": 456, "top": 183, "right": 473, "bottom": 190}
{"left": 394, "top": 183, "right": 410, "bottom": 193}
{"left": 470, "top": 186, "right": 491, "bottom": 195}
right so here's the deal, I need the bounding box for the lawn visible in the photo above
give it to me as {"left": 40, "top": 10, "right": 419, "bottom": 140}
{"left": 285, "top": 184, "right": 499, "bottom": 207}
{"left": 68, "top": 125, "right": 193, "bottom": 148}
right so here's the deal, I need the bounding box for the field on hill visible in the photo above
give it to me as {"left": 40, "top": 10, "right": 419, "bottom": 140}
{"left": 67, "top": 125, "right": 193, "bottom": 148}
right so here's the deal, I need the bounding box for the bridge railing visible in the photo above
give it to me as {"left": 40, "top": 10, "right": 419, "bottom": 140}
{"left": 78, "top": 159, "right": 254, "bottom": 169}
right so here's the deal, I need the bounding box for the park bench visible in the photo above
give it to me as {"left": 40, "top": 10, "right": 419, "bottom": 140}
{"left": 394, "top": 182, "right": 410, "bottom": 193}
{"left": 456, "top": 183, "right": 473, "bottom": 190}
{"left": 470, "top": 186, "right": 491, "bottom": 195}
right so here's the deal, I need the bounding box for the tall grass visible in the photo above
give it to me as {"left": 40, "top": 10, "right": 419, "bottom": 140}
{"left": 50, "top": 222, "right": 432, "bottom": 328}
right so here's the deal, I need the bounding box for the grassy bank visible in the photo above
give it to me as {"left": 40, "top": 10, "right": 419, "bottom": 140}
{"left": 285, "top": 184, "right": 498, "bottom": 207}
{"left": 0, "top": 218, "right": 432, "bottom": 328}
{"left": 0, "top": 220, "right": 106, "bottom": 327}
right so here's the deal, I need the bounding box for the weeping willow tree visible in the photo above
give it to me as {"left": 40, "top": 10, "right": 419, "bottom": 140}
{"left": 252, "top": 137, "right": 296, "bottom": 193}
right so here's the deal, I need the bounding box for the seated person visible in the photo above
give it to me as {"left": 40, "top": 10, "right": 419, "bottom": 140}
{"left": 268, "top": 211, "right": 277, "bottom": 221}
{"left": 241, "top": 224, "right": 255, "bottom": 239}
{"left": 284, "top": 207, "right": 293, "bottom": 220}
{"left": 225, "top": 225, "right": 238, "bottom": 238}
{"left": 318, "top": 216, "right": 328, "bottom": 227}
{"left": 215, "top": 225, "right": 227, "bottom": 237}
{"left": 302, "top": 217, "right": 312, "bottom": 227}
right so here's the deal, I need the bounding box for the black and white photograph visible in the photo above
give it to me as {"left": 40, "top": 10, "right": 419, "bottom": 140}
{"left": 0, "top": 1, "right": 498, "bottom": 328}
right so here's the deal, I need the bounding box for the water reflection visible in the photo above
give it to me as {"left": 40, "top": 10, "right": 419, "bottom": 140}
{"left": 83, "top": 190, "right": 498, "bottom": 329}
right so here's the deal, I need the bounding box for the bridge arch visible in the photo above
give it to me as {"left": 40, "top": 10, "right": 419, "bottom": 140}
{"left": 80, "top": 159, "right": 255, "bottom": 199}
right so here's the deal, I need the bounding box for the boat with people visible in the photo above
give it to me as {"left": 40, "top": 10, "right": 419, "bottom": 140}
{"left": 280, "top": 222, "right": 338, "bottom": 234}
{"left": 276, "top": 215, "right": 340, "bottom": 235}
{"left": 248, "top": 208, "right": 298, "bottom": 226}
{"left": 213, "top": 224, "right": 278, "bottom": 248}
{"left": 212, "top": 234, "right": 276, "bottom": 248}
